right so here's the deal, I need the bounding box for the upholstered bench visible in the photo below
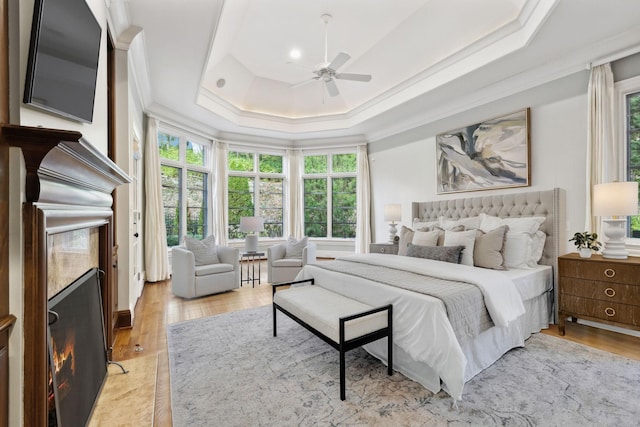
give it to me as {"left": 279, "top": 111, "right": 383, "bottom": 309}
{"left": 272, "top": 279, "right": 393, "bottom": 400}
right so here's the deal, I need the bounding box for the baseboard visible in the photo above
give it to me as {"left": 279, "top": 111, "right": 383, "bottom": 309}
{"left": 115, "top": 310, "right": 132, "bottom": 329}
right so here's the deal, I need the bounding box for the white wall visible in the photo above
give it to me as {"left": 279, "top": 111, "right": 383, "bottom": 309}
{"left": 369, "top": 71, "right": 591, "bottom": 258}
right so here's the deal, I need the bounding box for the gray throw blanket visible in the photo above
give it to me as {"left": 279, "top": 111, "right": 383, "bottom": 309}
{"left": 312, "top": 259, "right": 494, "bottom": 344}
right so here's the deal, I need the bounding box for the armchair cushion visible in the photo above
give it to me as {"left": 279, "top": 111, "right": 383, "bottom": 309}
{"left": 272, "top": 259, "right": 303, "bottom": 268}
{"left": 285, "top": 236, "right": 308, "bottom": 259}
{"left": 184, "top": 235, "right": 219, "bottom": 265}
{"left": 195, "top": 263, "right": 234, "bottom": 276}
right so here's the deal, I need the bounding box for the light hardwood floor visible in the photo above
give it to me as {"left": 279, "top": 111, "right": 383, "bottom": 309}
{"left": 111, "top": 260, "right": 640, "bottom": 427}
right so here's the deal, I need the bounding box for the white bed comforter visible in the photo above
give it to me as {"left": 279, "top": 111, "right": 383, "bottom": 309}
{"left": 295, "top": 253, "right": 526, "bottom": 400}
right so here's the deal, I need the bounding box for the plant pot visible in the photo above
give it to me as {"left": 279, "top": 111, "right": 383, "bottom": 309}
{"left": 579, "top": 248, "right": 592, "bottom": 258}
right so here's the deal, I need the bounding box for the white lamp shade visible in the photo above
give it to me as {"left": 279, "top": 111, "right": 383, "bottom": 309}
{"left": 384, "top": 204, "right": 402, "bottom": 222}
{"left": 239, "top": 216, "right": 264, "bottom": 233}
{"left": 593, "top": 182, "right": 639, "bottom": 217}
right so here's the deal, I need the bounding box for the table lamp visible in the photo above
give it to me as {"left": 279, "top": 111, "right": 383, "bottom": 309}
{"left": 593, "top": 181, "right": 638, "bottom": 259}
{"left": 239, "top": 216, "right": 264, "bottom": 253}
{"left": 384, "top": 204, "right": 402, "bottom": 244}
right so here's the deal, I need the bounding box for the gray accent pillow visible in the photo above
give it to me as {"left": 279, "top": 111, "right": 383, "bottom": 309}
{"left": 285, "top": 236, "right": 308, "bottom": 259}
{"left": 184, "top": 235, "right": 219, "bottom": 265}
{"left": 473, "top": 225, "right": 509, "bottom": 270}
{"left": 406, "top": 244, "right": 464, "bottom": 264}
{"left": 398, "top": 225, "right": 415, "bottom": 256}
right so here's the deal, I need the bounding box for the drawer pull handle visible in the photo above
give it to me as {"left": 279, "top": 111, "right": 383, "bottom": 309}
{"left": 380, "top": 248, "right": 386, "bottom": 253}
{"left": 604, "top": 288, "right": 616, "bottom": 297}
{"left": 604, "top": 307, "right": 616, "bottom": 317}
{"left": 603, "top": 268, "right": 616, "bottom": 278}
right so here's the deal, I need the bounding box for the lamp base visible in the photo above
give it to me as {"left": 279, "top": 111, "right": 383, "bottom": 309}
{"left": 601, "top": 218, "right": 628, "bottom": 259}
{"left": 388, "top": 222, "right": 398, "bottom": 244}
{"left": 245, "top": 234, "right": 258, "bottom": 253}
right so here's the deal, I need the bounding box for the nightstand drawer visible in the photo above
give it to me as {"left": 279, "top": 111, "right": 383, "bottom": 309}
{"left": 559, "top": 258, "right": 639, "bottom": 285}
{"left": 369, "top": 243, "right": 398, "bottom": 255}
{"left": 560, "top": 295, "right": 640, "bottom": 327}
{"left": 560, "top": 278, "right": 640, "bottom": 305}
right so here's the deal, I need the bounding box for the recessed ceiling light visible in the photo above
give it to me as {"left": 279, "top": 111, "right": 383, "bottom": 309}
{"left": 289, "top": 48, "right": 301, "bottom": 60}
{"left": 216, "top": 78, "right": 226, "bottom": 88}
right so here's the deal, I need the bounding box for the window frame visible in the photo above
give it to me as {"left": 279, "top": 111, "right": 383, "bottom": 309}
{"left": 158, "top": 126, "right": 213, "bottom": 247}
{"left": 302, "top": 149, "right": 358, "bottom": 240}
{"left": 227, "top": 147, "right": 286, "bottom": 241}
{"left": 616, "top": 75, "right": 640, "bottom": 242}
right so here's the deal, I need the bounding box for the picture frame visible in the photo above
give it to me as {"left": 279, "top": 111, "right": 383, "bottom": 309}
{"left": 436, "top": 108, "right": 531, "bottom": 194}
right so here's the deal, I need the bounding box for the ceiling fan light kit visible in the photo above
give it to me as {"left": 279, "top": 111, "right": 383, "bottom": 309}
{"left": 290, "top": 13, "right": 372, "bottom": 97}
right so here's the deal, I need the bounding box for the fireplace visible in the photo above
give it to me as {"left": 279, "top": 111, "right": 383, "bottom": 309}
{"left": 47, "top": 268, "right": 108, "bottom": 426}
{"left": 4, "top": 124, "right": 130, "bottom": 426}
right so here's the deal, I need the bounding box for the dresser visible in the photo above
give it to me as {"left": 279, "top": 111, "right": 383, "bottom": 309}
{"left": 369, "top": 243, "right": 399, "bottom": 255}
{"left": 557, "top": 253, "right": 640, "bottom": 335}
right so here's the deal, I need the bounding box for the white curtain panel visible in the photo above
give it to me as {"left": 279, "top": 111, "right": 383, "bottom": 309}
{"left": 287, "top": 149, "right": 303, "bottom": 238}
{"left": 585, "top": 63, "right": 618, "bottom": 236}
{"left": 144, "top": 117, "right": 170, "bottom": 282}
{"left": 356, "top": 144, "right": 372, "bottom": 253}
{"left": 213, "top": 141, "right": 229, "bottom": 245}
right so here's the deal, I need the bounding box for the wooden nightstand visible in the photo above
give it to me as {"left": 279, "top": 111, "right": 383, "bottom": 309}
{"left": 369, "top": 243, "right": 399, "bottom": 255}
{"left": 557, "top": 253, "right": 640, "bottom": 335}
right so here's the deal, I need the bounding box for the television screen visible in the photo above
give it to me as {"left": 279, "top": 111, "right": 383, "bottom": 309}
{"left": 23, "top": 0, "right": 102, "bottom": 124}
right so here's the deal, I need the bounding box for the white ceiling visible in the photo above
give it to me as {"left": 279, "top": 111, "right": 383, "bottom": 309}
{"left": 115, "top": 0, "right": 640, "bottom": 143}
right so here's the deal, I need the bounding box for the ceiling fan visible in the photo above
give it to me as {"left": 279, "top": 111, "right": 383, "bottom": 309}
{"left": 290, "top": 13, "right": 372, "bottom": 97}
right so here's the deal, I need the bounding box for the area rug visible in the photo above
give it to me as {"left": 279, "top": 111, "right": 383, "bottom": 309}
{"left": 167, "top": 306, "right": 639, "bottom": 426}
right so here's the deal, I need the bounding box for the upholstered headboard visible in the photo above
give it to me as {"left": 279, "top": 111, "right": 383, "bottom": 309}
{"left": 412, "top": 188, "right": 565, "bottom": 320}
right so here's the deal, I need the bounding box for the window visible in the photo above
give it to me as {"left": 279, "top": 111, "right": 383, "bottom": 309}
{"left": 158, "top": 130, "right": 211, "bottom": 246}
{"left": 618, "top": 77, "right": 640, "bottom": 238}
{"left": 228, "top": 150, "right": 284, "bottom": 239}
{"left": 303, "top": 152, "right": 357, "bottom": 238}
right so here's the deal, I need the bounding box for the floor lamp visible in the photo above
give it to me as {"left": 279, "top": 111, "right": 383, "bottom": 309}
{"left": 593, "top": 181, "right": 638, "bottom": 259}
{"left": 384, "top": 204, "right": 402, "bottom": 244}
{"left": 239, "top": 216, "right": 264, "bottom": 253}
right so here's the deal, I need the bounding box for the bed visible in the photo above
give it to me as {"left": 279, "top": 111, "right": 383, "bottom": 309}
{"left": 295, "top": 188, "right": 565, "bottom": 401}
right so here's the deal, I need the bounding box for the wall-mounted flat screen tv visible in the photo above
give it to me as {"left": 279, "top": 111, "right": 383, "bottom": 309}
{"left": 23, "top": 0, "right": 102, "bottom": 124}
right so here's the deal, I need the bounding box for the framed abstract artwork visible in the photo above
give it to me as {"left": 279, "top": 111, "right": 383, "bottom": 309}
{"left": 436, "top": 108, "right": 531, "bottom": 194}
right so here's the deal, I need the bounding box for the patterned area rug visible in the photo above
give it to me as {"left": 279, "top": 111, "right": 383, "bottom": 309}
{"left": 167, "top": 306, "right": 639, "bottom": 426}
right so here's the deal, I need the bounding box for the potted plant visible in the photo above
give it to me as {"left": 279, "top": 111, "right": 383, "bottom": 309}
{"left": 569, "top": 231, "right": 602, "bottom": 258}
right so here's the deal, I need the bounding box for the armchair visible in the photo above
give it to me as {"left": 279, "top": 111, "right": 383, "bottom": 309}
{"left": 171, "top": 245, "right": 240, "bottom": 298}
{"left": 267, "top": 238, "right": 316, "bottom": 284}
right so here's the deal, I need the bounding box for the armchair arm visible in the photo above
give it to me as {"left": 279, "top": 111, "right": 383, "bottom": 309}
{"left": 302, "top": 242, "right": 317, "bottom": 266}
{"left": 267, "top": 243, "right": 287, "bottom": 283}
{"left": 216, "top": 246, "right": 240, "bottom": 287}
{"left": 171, "top": 247, "right": 196, "bottom": 298}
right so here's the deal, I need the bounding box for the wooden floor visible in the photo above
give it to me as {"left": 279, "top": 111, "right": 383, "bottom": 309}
{"left": 111, "top": 260, "right": 640, "bottom": 426}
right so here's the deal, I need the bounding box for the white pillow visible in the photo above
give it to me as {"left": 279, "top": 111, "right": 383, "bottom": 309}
{"left": 503, "top": 234, "right": 532, "bottom": 269}
{"left": 412, "top": 230, "right": 439, "bottom": 247}
{"left": 184, "top": 235, "right": 219, "bottom": 266}
{"left": 529, "top": 231, "right": 546, "bottom": 265}
{"left": 480, "top": 214, "right": 545, "bottom": 234}
{"left": 440, "top": 216, "right": 481, "bottom": 230}
{"left": 285, "top": 236, "right": 308, "bottom": 259}
{"left": 398, "top": 226, "right": 415, "bottom": 256}
{"left": 412, "top": 218, "right": 440, "bottom": 230}
{"left": 443, "top": 229, "right": 479, "bottom": 266}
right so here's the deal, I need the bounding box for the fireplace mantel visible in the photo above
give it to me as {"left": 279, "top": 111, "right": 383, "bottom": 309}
{"left": 1, "top": 123, "right": 130, "bottom": 426}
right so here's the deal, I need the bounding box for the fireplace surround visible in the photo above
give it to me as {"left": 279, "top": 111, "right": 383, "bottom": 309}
{"left": 4, "top": 124, "right": 130, "bottom": 426}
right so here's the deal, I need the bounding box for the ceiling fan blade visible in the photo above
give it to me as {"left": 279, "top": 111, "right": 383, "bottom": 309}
{"left": 335, "top": 73, "right": 372, "bottom": 82}
{"left": 328, "top": 52, "right": 350, "bottom": 71}
{"left": 290, "top": 77, "right": 318, "bottom": 89}
{"left": 325, "top": 79, "right": 339, "bottom": 97}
